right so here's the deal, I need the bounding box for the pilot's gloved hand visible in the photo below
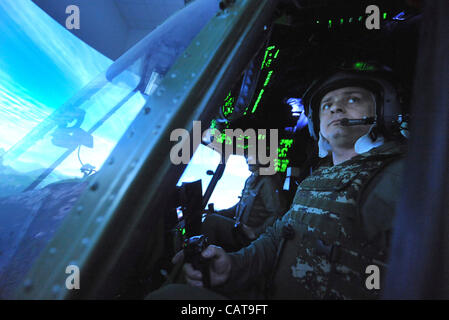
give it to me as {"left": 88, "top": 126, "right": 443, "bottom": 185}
{"left": 172, "top": 245, "right": 231, "bottom": 288}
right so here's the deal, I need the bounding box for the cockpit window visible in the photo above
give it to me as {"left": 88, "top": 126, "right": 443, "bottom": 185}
{"left": 207, "top": 155, "right": 251, "bottom": 210}
{"left": 0, "top": 0, "right": 217, "bottom": 298}
{"left": 177, "top": 144, "right": 221, "bottom": 194}
{"left": 176, "top": 146, "right": 251, "bottom": 210}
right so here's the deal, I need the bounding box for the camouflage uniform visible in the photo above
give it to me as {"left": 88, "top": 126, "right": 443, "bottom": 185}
{"left": 223, "top": 140, "right": 406, "bottom": 299}
{"left": 202, "top": 172, "right": 286, "bottom": 251}
{"left": 147, "top": 140, "right": 406, "bottom": 300}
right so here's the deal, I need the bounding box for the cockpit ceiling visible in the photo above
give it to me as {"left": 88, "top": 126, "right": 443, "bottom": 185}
{"left": 32, "top": 0, "right": 187, "bottom": 61}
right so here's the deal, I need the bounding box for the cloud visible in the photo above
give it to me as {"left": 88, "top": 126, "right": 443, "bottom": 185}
{"left": 0, "top": 69, "right": 51, "bottom": 150}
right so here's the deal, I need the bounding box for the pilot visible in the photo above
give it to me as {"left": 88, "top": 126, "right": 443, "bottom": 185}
{"left": 148, "top": 61, "right": 408, "bottom": 299}
{"left": 201, "top": 153, "right": 287, "bottom": 252}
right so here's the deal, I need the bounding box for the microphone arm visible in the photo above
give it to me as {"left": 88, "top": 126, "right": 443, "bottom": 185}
{"left": 340, "top": 117, "right": 376, "bottom": 126}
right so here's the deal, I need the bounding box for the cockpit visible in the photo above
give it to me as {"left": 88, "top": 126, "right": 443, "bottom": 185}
{"left": 0, "top": 0, "right": 447, "bottom": 300}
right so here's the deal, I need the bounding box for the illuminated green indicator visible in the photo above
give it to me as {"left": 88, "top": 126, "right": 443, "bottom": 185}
{"left": 261, "top": 45, "right": 276, "bottom": 70}
{"left": 214, "top": 124, "right": 267, "bottom": 147}
{"left": 217, "top": 132, "right": 234, "bottom": 145}
{"left": 358, "top": 16, "right": 363, "bottom": 21}
{"left": 354, "top": 62, "right": 364, "bottom": 70}
{"left": 349, "top": 17, "right": 353, "bottom": 23}
{"left": 222, "top": 90, "right": 235, "bottom": 117}
{"left": 236, "top": 134, "right": 252, "bottom": 149}
{"left": 383, "top": 12, "right": 387, "bottom": 19}
{"left": 316, "top": 20, "right": 320, "bottom": 24}
{"left": 261, "top": 51, "right": 269, "bottom": 70}
{"left": 328, "top": 19, "right": 332, "bottom": 28}
{"left": 252, "top": 69, "right": 274, "bottom": 113}
{"left": 216, "top": 132, "right": 265, "bottom": 147}
{"left": 280, "top": 138, "right": 293, "bottom": 148}
{"left": 182, "top": 228, "right": 186, "bottom": 236}
{"left": 264, "top": 70, "right": 273, "bottom": 87}
{"left": 340, "top": 18, "right": 344, "bottom": 24}
{"left": 276, "top": 139, "right": 294, "bottom": 173}
{"left": 353, "top": 62, "right": 376, "bottom": 71}
{"left": 251, "top": 89, "right": 264, "bottom": 113}
{"left": 275, "top": 159, "right": 290, "bottom": 173}
{"left": 255, "top": 45, "right": 280, "bottom": 114}
{"left": 278, "top": 146, "right": 289, "bottom": 157}
{"left": 278, "top": 139, "right": 293, "bottom": 157}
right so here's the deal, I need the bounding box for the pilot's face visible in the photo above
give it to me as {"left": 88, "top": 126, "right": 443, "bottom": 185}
{"left": 319, "top": 86, "right": 375, "bottom": 148}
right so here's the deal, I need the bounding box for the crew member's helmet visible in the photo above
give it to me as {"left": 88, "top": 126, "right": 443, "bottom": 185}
{"left": 302, "top": 61, "right": 405, "bottom": 140}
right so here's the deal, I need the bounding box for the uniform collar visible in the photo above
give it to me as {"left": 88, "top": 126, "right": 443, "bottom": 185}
{"left": 318, "top": 129, "right": 385, "bottom": 159}
{"left": 354, "top": 132, "right": 385, "bottom": 154}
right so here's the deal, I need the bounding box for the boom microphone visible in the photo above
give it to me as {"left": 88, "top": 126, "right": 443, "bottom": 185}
{"left": 340, "top": 117, "right": 376, "bottom": 126}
